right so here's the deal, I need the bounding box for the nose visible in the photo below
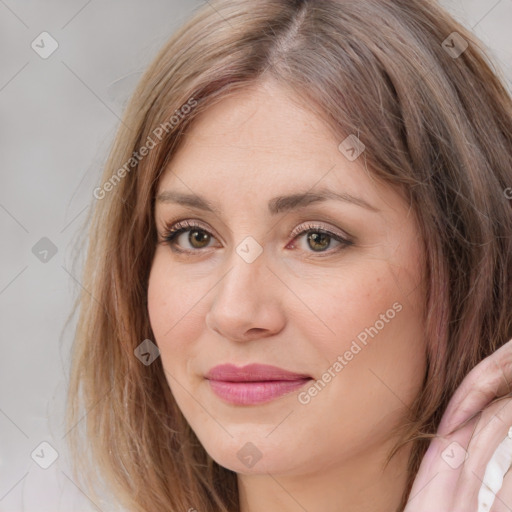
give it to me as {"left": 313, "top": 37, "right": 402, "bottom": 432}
{"left": 204, "top": 247, "right": 286, "bottom": 343}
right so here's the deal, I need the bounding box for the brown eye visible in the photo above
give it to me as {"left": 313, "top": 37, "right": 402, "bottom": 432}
{"left": 306, "top": 232, "right": 331, "bottom": 252}
{"left": 163, "top": 223, "right": 216, "bottom": 252}
{"left": 289, "top": 223, "right": 353, "bottom": 255}
{"left": 188, "top": 229, "right": 211, "bottom": 249}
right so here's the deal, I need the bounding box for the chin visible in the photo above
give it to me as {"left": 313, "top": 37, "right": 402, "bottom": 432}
{"left": 196, "top": 431, "right": 311, "bottom": 476}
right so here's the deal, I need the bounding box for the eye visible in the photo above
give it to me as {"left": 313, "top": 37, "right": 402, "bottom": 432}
{"left": 160, "top": 219, "right": 218, "bottom": 253}
{"left": 287, "top": 222, "right": 353, "bottom": 255}
{"left": 159, "top": 219, "right": 353, "bottom": 255}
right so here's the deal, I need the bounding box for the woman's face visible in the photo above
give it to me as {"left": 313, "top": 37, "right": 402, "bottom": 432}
{"left": 148, "top": 80, "right": 426, "bottom": 478}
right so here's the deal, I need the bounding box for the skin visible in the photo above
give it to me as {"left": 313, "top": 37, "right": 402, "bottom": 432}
{"left": 147, "top": 79, "right": 428, "bottom": 512}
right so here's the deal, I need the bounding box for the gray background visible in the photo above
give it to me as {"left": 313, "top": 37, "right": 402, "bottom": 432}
{"left": 0, "top": 1, "right": 511, "bottom": 510}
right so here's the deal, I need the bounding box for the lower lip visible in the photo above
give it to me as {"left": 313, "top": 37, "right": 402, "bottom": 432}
{"left": 207, "top": 379, "right": 312, "bottom": 405}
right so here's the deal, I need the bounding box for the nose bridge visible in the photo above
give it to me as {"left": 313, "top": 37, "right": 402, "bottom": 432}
{"left": 221, "top": 234, "right": 268, "bottom": 301}
{"left": 213, "top": 203, "right": 272, "bottom": 296}
{"left": 205, "top": 234, "right": 284, "bottom": 339}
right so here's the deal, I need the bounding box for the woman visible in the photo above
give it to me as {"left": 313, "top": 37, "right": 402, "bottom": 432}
{"left": 66, "top": 0, "right": 512, "bottom": 510}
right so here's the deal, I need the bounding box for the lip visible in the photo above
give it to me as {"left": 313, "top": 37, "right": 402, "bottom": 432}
{"left": 205, "top": 364, "right": 313, "bottom": 405}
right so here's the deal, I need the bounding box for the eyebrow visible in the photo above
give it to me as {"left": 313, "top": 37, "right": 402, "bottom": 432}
{"left": 156, "top": 188, "right": 379, "bottom": 215}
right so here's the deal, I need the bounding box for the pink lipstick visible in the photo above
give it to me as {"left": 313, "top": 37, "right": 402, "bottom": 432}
{"left": 205, "top": 363, "right": 312, "bottom": 405}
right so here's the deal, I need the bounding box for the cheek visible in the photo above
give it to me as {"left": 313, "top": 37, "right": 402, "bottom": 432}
{"left": 294, "top": 258, "right": 406, "bottom": 344}
{"left": 295, "top": 254, "right": 426, "bottom": 400}
{"left": 147, "top": 252, "right": 207, "bottom": 362}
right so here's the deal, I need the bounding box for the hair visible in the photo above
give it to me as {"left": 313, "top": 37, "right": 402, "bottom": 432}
{"left": 65, "top": 0, "right": 512, "bottom": 510}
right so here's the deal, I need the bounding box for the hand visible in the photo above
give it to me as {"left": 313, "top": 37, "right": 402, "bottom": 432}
{"left": 404, "top": 338, "right": 512, "bottom": 512}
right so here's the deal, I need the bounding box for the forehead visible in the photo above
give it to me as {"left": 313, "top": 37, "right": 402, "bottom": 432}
{"left": 158, "top": 82, "right": 373, "bottom": 196}
{"left": 183, "top": 82, "right": 331, "bottom": 146}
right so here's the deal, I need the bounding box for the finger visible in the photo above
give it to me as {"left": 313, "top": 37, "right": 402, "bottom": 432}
{"left": 451, "top": 398, "right": 512, "bottom": 511}
{"left": 491, "top": 465, "right": 512, "bottom": 512}
{"left": 439, "top": 340, "right": 512, "bottom": 436}
{"left": 403, "top": 414, "right": 480, "bottom": 512}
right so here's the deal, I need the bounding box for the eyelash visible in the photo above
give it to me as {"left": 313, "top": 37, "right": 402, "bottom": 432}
{"left": 159, "top": 219, "right": 353, "bottom": 256}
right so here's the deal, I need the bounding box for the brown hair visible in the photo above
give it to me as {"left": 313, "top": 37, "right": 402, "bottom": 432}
{"left": 65, "top": 0, "right": 512, "bottom": 510}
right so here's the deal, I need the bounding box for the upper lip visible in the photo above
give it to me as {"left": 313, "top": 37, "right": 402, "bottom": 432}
{"left": 205, "top": 363, "right": 312, "bottom": 382}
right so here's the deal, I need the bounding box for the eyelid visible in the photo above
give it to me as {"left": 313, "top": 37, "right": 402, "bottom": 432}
{"left": 288, "top": 221, "right": 351, "bottom": 241}
{"left": 161, "top": 218, "right": 220, "bottom": 238}
{"left": 160, "top": 217, "right": 351, "bottom": 240}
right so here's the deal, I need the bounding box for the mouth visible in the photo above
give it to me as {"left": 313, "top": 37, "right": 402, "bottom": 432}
{"left": 205, "top": 363, "right": 313, "bottom": 405}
